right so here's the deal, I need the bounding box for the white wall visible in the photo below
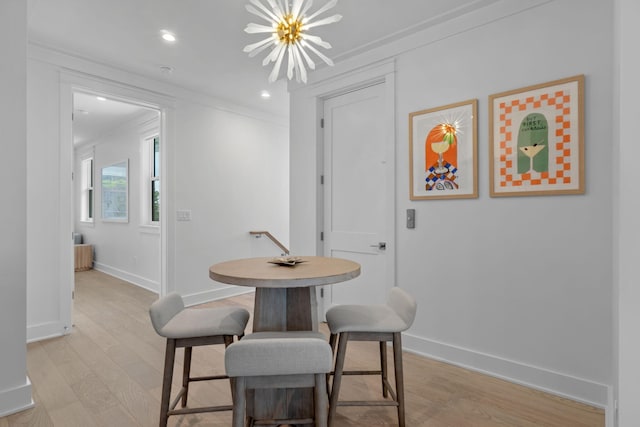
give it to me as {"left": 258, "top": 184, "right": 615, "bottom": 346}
{"left": 615, "top": 0, "right": 640, "bottom": 424}
{"left": 0, "top": 0, "right": 33, "bottom": 416}
{"left": 290, "top": 0, "right": 612, "bottom": 409}
{"left": 74, "top": 113, "right": 161, "bottom": 292}
{"left": 26, "top": 59, "right": 65, "bottom": 337}
{"left": 26, "top": 47, "right": 289, "bottom": 338}
{"left": 173, "top": 100, "right": 290, "bottom": 302}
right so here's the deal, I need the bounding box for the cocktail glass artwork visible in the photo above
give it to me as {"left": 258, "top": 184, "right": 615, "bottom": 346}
{"left": 431, "top": 140, "right": 450, "bottom": 174}
{"left": 519, "top": 143, "right": 545, "bottom": 173}
{"left": 430, "top": 122, "right": 457, "bottom": 175}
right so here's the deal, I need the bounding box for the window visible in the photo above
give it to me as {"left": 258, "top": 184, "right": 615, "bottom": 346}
{"left": 80, "top": 157, "right": 94, "bottom": 222}
{"left": 151, "top": 136, "right": 160, "bottom": 223}
{"left": 141, "top": 134, "right": 160, "bottom": 226}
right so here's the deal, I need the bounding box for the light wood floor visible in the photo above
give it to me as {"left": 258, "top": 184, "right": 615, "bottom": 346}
{"left": 1, "top": 270, "right": 604, "bottom": 427}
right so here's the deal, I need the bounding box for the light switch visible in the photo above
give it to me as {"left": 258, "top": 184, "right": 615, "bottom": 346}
{"left": 406, "top": 209, "right": 415, "bottom": 229}
{"left": 177, "top": 210, "right": 192, "bottom": 221}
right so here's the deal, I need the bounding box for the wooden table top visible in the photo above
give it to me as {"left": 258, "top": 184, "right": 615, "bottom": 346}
{"left": 209, "top": 256, "right": 361, "bottom": 288}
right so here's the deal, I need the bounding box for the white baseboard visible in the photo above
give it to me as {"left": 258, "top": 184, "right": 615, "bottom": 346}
{"left": 0, "top": 376, "right": 34, "bottom": 417}
{"left": 93, "top": 262, "right": 159, "bottom": 294}
{"left": 26, "top": 270, "right": 247, "bottom": 342}
{"left": 182, "top": 286, "right": 254, "bottom": 308}
{"left": 402, "top": 333, "right": 611, "bottom": 411}
{"left": 92, "top": 263, "right": 252, "bottom": 306}
{"left": 27, "top": 320, "right": 70, "bottom": 343}
{"left": 606, "top": 387, "right": 615, "bottom": 427}
{"left": 28, "top": 264, "right": 157, "bottom": 343}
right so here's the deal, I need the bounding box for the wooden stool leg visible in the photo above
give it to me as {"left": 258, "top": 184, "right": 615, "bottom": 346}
{"left": 380, "top": 340, "right": 388, "bottom": 398}
{"left": 182, "top": 346, "right": 192, "bottom": 407}
{"left": 329, "top": 333, "right": 338, "bottom": 355}
{"left": 232, "top": 376, "right": 247, "bottom": 427}
{"left": 327, "top": 333, "right": 338, "bottom": 395}
{"left": 315, "top": 373, "right": 328, "bottom": 427}
{"left": 160, "top": 339, "right": 176, "bottom": 427}
{"left": 224, "top": 335, "right": 236, "bottom": 402}
{"left": 328, "top": 332, "right": 348, "bottom": 427}
{"left": 225, "top": 336, "right": 235, "bottom": 347}
{"left": 393, "top": 333, "right": 405, "bottom": 427}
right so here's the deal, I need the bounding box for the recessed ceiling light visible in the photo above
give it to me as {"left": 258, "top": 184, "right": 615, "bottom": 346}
{"left": 161, "top": 30, "right": 176, "bottom": 42}
{"left": 96, "top": 96, "right": 106, "bottom": 101}
{"left": 260, "top": 90, "right": 271, "bottom": 99}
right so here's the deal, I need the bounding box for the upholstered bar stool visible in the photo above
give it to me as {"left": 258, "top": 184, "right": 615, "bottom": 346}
{"left": 225, "top": 331, "right": 333, "bottom": 427}
{"left": 326, "top": 287, "right": 417, "bottom": 427}
{"left": 149, "top": 292, "right": 250, "bottom": 427}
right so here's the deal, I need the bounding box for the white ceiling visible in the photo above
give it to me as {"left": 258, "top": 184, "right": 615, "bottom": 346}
{"left": 28, "top": 0, "right": 499, "bottom": 139}
{"left": 72, "top": 92, "right": 158, "bottom": 146}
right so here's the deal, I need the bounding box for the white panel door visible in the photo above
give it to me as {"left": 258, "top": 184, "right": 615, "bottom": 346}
{"left": 323, "top": 82, "right": 394, "bottom": 308}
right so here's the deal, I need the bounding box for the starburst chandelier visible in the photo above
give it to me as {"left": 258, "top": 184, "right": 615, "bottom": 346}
{"left": 243, "top": 0, "right": 342, "bottom": 83}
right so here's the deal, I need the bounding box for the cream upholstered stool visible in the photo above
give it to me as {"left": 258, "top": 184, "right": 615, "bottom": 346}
{"left": 225, "top": 331, "right": 333, "bottom": 427}
{"left": 326, "top": 287, "right": 417, "bottom": 427}
{"left": 149, "top": 292, "right": 250, "bottom": 427}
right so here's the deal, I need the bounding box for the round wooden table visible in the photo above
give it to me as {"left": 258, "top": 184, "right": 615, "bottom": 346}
{"left": 209, "top": 255, "right": 360, "bottom": 332}
{"left": 209, "top": 255, "right": 360, "bottom": 424}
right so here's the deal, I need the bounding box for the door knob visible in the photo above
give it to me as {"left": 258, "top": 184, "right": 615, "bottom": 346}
{"left": 370, "top": 242, "right": 386, "bottom": 250}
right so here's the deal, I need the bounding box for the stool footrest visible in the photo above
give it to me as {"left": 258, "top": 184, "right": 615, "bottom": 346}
{"left": 333, "top": 369, "right": 382, "bottom": 376}
{"left": 189, "top": 374, "right": 228, "bottom": 382}
{"left": 168, "top": 405, "right": 233, "bottom": 416}
{"left": 169, "top": 381, "right": 233, "bottom": 412}
{"left": 253, "top": 417, "right": 314, "bottom": 425}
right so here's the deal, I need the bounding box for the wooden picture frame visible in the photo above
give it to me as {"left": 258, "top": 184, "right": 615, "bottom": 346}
{"left": 489, "top": 75, "right": 584, "bottom": 197}
{"left": 409, "top": 99, "right": 478, "bottom": 200}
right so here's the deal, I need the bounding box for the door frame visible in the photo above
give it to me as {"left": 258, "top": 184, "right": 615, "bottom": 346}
{"left": 59, "top": 71, "right": 175, "bottom": 332}
{"left": 311, "top": 60, "right": 397, "bottom": 316}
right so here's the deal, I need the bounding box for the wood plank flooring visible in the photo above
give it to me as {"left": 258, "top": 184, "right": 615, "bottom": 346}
{"left": 0, "top": 270, "right": 604, "bottom": 426}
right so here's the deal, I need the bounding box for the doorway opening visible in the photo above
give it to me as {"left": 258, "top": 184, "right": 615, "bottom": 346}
{"left": 72, "top": 91, "right": 162, "bottom": 308}
{"left": 59, "top": 73, "right": 172, "bottom": 334}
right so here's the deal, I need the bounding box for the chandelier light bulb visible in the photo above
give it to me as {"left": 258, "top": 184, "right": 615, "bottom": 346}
{"left": 244, "top": 0, "right": 342, "bottom": 84}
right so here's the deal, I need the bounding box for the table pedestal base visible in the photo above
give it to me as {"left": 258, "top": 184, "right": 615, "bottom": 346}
{"left": 248, "top": 388, "right": 314, "bottom": 426}
{"left": 249, "top": 287, "right": 318, "bottom": 425}
{"left": 253, "top": 287, "right": 317, "bottom": 331}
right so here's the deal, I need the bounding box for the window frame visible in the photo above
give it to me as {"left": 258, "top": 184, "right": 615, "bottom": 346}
{"left": 140, "top": 132, "right": 160, "bottom": 230}
{"left": 150, "top": 135, "right": 160, "bottom": 224}
{"left": 79, "top": 154, "right": 94, "bottom": 224}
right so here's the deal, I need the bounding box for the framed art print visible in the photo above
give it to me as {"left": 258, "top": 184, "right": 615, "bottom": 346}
{"left": 409, "top": 99, "right": 478, "bottom": 200}
{"left": 101, "top": 159, "right": 129, "bottom": 222}
{"left": 489, "top": 75, "right": 584, "bottom": 197}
